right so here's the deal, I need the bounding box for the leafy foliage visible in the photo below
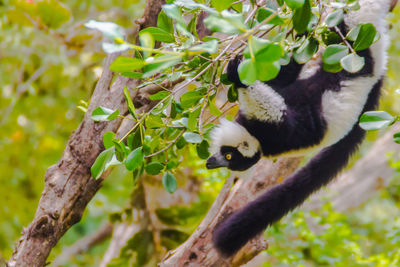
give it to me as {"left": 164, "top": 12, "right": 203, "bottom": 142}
{"left": 1, "top": 0, "right": 400, "bottom": 266}
{"left": 87, "top": 0, "right": 382, "bottom": 194}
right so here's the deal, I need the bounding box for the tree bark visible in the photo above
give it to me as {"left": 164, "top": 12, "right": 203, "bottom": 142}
{"left": 160, "top": 157, "right": 302, "bottom": 266}
{"left": 7, "top": 0, "right": 165, "bottom": 265}
{"left": 7, "top": 53, "right": 128, "bottom": 267}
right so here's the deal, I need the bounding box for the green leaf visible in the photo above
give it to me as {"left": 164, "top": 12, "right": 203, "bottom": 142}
{"left": 140, "top": 27, "right": 175, "bottom": 43}
{"left": 208, "top": 99, "right": 222, "bottom": 116}
{"left": 238, "top": 59, "right": 257, "bottom": 85}
{"left": 173, "top": 0, "right": 216, "bottom": 14}
{"left": 227, "top": 86, "right": 238, "bottom": 102}
{"left": 102, "top": 43, "right": 130, "bottom": 54}
{"left": 162, "top": 4, "right": 185, "bottom": 25}
{"left": 146, "top": 115, "right": 164, "bottom": 129}
{"left": 162, "top": 172, "right": 177, "bottom": 193}
{"left": 359, "top": 111, "right": 396, "bottom": 130}
{"left": 143, "top": 55, "right": 182, "bottom": 78}
{"left": 92, "top": 107, "right": 120, "bottom": 122}
{"left": 183, "top": 132, "right": 202, "bottom": 143}
{"left": 123, "top": 86, "right": 137, "bottom": 119}
{"left": 157, "top": 11, "right": 174, "bottom": 34}
{"left": 322, "top": 44, "right": 348, "bottom": 65}
{"left": 139, "top": 32, "right": 154, "bottom": 58}
{"left": 149, "top": 91, "right": 170, "bottom": 101}
{"left": 180, "top": 91, "right": 203, "bottom": 109}
{"left": 103, "top": 132, "right": 115, "bottom": 149}
{"left": 127, "top": 129, "right": 143, "bottom": 150}
{"left": 346, "top": 25, "right": 361, "bottom": 41}
{"left": 172, "top": 118, "right": 189, "bottom": 128}
{"left": 85, "top": 20, "right": 125, "bottom": 40}
{"left": 294, "top": 38, "right": 319, "bottom": 64}
{"left": 189, "top": 40, "right": 219, "bottom": 54}
{"left": 292, "top": 0, "right": 311, "bottom": 34}
{"left": 125, "top": 147, "right": 144, "bottom": 172}
{"left": 112, "top": 141, "right": 125, "bottom": 162}
{"left": 176, "top": 136, "right": 187, "bottom": 149}
{"left": 340, "top": 53, "right": 365, "bottom": 73}
{"left": 285, "top": 0, "right": 305, "bottom": 9}
{"left": 255, "top": 61, "right": 280, "bottom": 82}
{"left": 321, "top": 30, "right": 341, "bottom": 46}
{"left": 394, "top": 132, "right": 400, "bottom": 144}
{"left": 256, "top": 8, "right": 284, "bottom": 25}
{"left": 196, "top": 140, "right": 210, "bottom": 159}
{"left": 325, "top": 9, "right": 344, "bottom": 27}
{"left": 110, "top": 57, "right": 145, "bottom": 72}
{"left": 212, "top": 0, "right": 234, "bottom": 11}
{"left": 91, "top": 147, "right": 115, "bottom": 179}
{"left": 353, "top": 23, "right": 377, "bottom": 51}
{"left": 121, "top": 72, "right": 143, "bottom": 79}
{"left": 323, "top": 62, "right": 343, "bottom": 73}
{"left": 145, "top": 162, "right": 165, "bottom": 175}
{"left": 37, "top": 0, "right": 71, "bottom": 29}
{"left": 204, "top": 11, "right": 247, "bottom": 34}
{"left": 188, "top": 107, "right": 201, "bottom": 131}
{"left": 170, "top": 100, "right": 178, "bottom": 119}
{"left": 244, "top": 37, "right": 283, "bottom": 62}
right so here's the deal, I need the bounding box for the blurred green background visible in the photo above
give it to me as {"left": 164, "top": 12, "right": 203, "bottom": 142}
{"left": 1, "top": 0, "right": 400, "bottom": 266}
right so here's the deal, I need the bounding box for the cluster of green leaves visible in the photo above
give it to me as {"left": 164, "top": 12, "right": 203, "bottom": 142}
{"left": 87, "top": 0, "right": 384, "bottom": 193}
{"left": 265, "top": 203, "right": 400, "bottom": 266}
{"left": 359, "top": 105, "right": 400, "bottom": 144}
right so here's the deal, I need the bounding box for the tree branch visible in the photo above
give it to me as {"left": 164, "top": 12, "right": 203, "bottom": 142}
{"left": 160, "top": 157, "right": 302, "bottom": 266}
{"left": 7, "top": 1, "right": 165, "bottom": 265}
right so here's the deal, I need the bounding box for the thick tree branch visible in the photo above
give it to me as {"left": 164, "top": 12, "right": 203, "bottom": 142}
{"left": 7, "top": 1, "right": 165, "bottom": 265}
{"left": 160, "top": 157, "right": 302, "bottom": 266}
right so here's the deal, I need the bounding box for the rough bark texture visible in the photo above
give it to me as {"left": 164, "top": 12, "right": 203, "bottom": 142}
{"left": 160, "top": 157, "right": 302, "bottom": 267}
{"left": 7, "top": 0, "right": 164, "bottom": 266}
{"left": 7, "top": 54, "right": 128, "bottom": 267}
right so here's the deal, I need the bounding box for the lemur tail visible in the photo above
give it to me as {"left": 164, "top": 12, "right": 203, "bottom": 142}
{"left": 212, "top": 80, "right": 383, "bottom": 257}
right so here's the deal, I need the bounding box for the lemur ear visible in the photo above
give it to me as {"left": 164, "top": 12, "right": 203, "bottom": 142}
{"left": 227, "top": 55, "right": 246, "bottom": 88}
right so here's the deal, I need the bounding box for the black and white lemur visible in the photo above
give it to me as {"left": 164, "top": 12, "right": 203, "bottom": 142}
{"left": 206, "top": 0, "right": 391, "bottom": 257}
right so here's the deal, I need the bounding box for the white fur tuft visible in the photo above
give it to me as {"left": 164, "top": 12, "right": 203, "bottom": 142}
{"left": 238, "top": 81, "right": 287, "bottom": 122}
{"left": 209, "top": 119, "right": 260, "bottom": 158}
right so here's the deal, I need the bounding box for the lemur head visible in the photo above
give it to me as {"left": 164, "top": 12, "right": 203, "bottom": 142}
{"left": 206, "top": 119, "right": 261, "bottom": 171}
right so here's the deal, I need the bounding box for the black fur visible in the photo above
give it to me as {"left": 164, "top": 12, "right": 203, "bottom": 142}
{"left": 222, "top": 146, "right": 261, "bottom": 171}
{"left": 206, "top": 146, "right": 261, "bottom": 171}
{"left": 235, "top": 48, "right": 373, "bottom": 157}
{"left": 213, "top": 79, "right": 383, "bottom": 256}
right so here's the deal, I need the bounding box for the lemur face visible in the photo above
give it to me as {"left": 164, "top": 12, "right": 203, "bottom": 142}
{"left": 207, "top": 119, "right": 262, "bottom": 171}
{"left": 206, "top": 145, "right": 261, "bottom": 171}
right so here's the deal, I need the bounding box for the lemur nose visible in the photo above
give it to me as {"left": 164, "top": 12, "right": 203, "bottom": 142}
{"left": 206, "top": 156, "right": 218, "bottom": 169}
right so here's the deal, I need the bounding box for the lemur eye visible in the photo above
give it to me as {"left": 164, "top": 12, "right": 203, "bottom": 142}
{"left": 225, "top": 153, "right": 232, "bottom": 160}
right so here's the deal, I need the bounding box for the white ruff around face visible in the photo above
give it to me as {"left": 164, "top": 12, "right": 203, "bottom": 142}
{"left": 209, "top": 119, "right": 260, "bottom": 158}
